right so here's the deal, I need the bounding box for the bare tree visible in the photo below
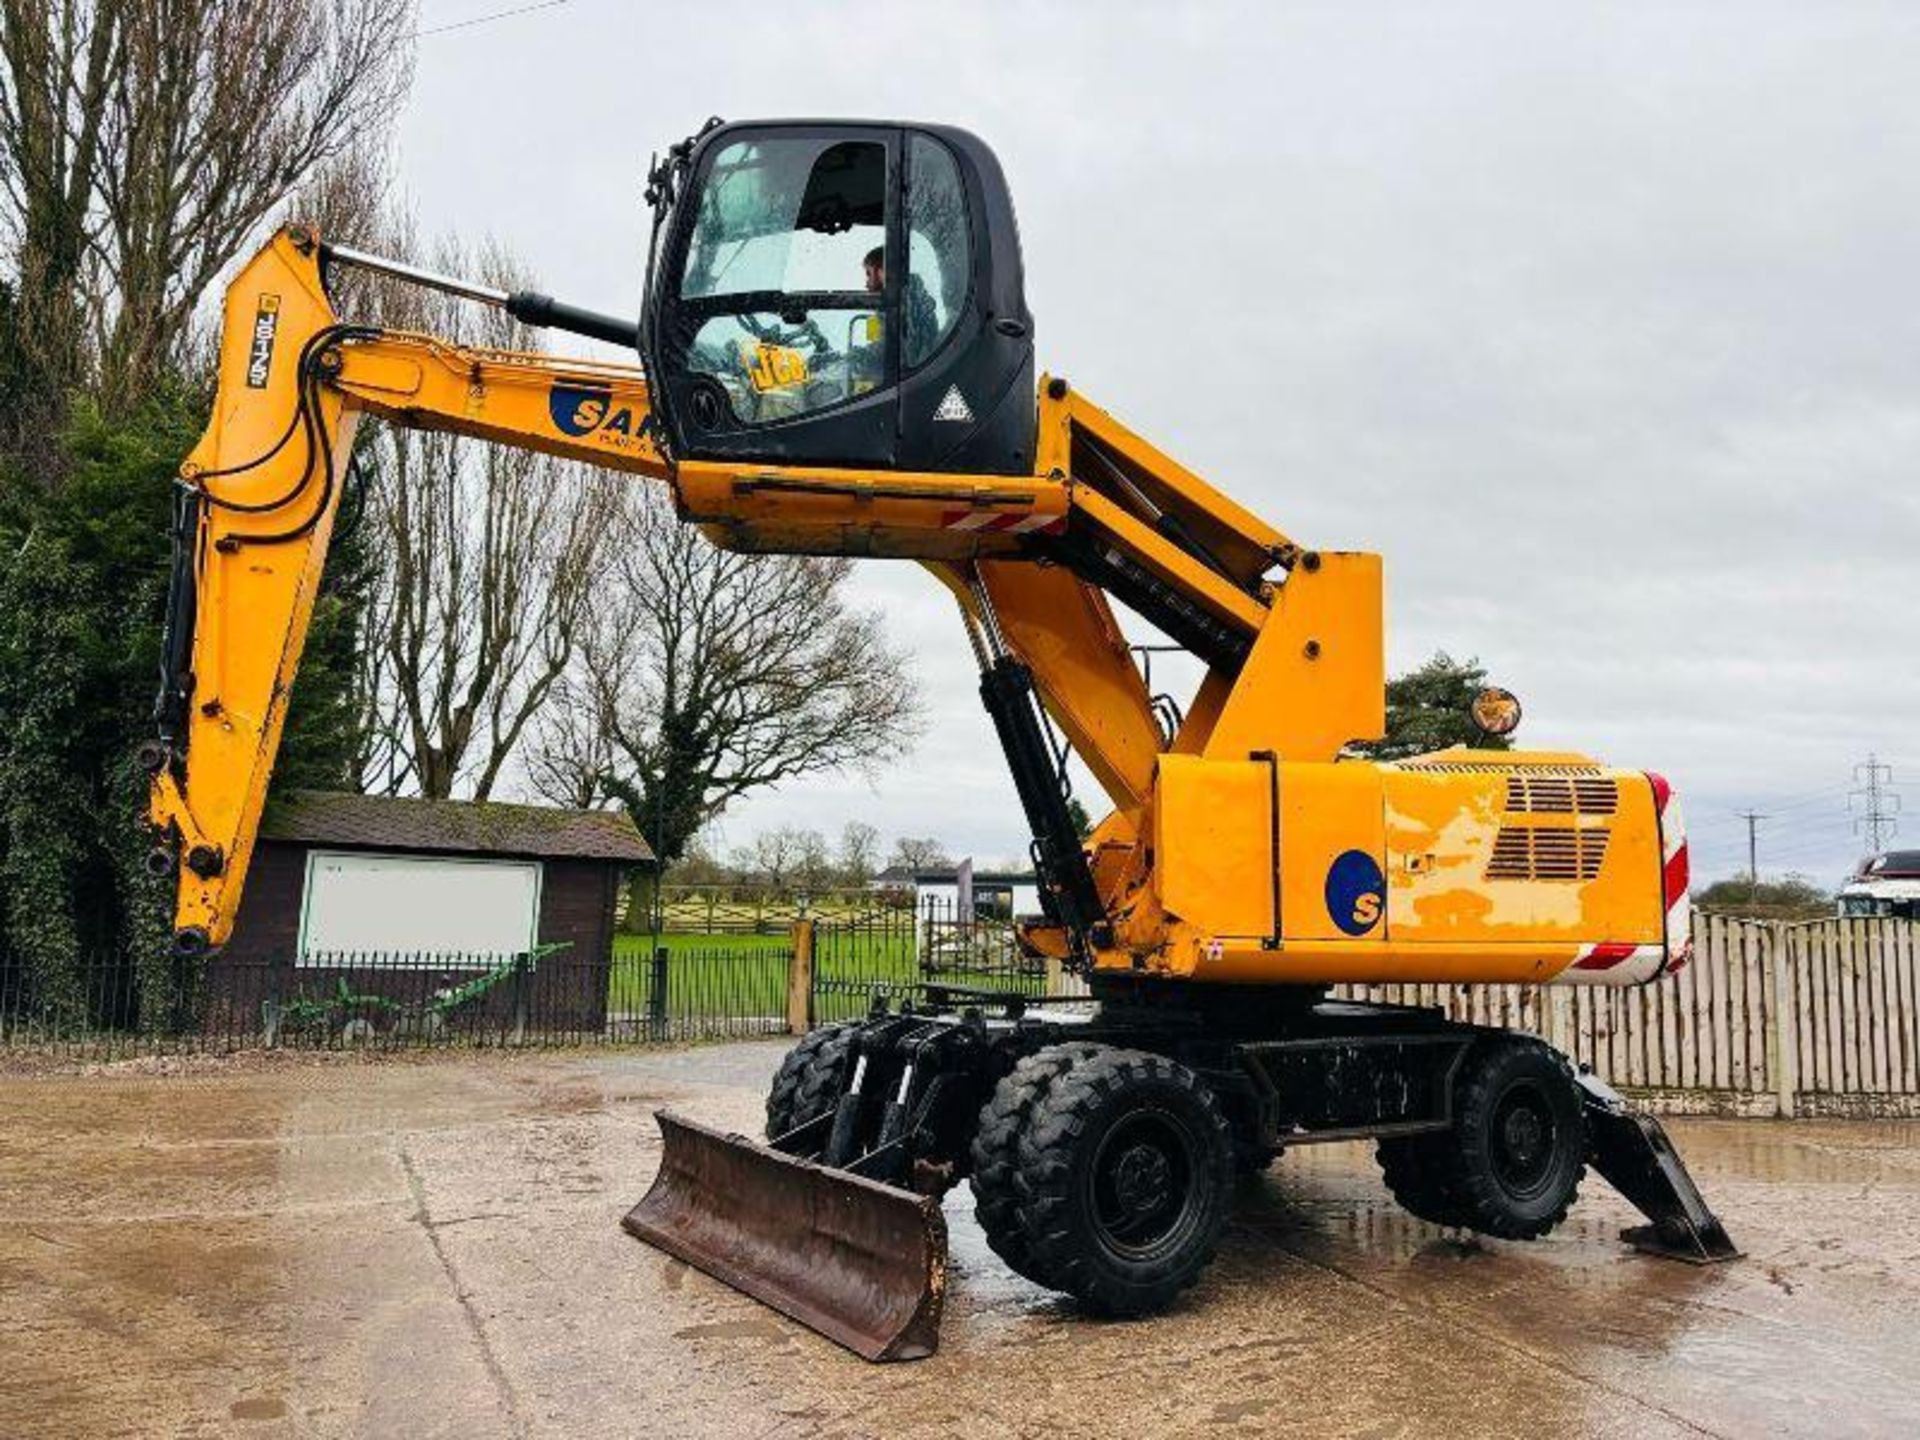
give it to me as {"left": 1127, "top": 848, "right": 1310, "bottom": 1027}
{"left": 887, "top": 836, "right": 952, "bottom": 872}
{"left": 524, "top": 671, "right": 617, "bottom": 810}
{"left": 837, "top": 820, "right": 879, "bottom": 885}
{"left": 530, "top": 488, "right": 923, "bottom": 862}
{"left": 356, "top": 235, "right": 621, "bottom": 799}
{"left": 735, "top": 826, "right": 831, "bottom": 891}
{"left": 792, "top": 828, "right": 836, "bottom": 892}
{"left": 0, "top": 0, "right": 122, "bottom": 438}
{"left": 0, "top": 0, "right": 413, "bottom": 422}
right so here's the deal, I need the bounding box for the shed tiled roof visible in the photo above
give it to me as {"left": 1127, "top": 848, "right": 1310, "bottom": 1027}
{"left": 261, "top": 791, "right": 654, "bottom": 863}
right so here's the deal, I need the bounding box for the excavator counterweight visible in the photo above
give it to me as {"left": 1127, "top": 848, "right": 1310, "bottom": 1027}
{"left": 152, "top": 116, "right": 1736, "bottom": 1363}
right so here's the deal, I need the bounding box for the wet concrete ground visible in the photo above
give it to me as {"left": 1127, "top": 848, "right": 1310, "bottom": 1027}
{"left": 2, "top": 1044, "right": 1917, "bottom": 1439}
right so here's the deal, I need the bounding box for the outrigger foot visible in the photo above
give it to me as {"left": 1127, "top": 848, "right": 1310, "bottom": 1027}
{"left": 1577, "top": 1072, "right": 1741, "bottom": 1265}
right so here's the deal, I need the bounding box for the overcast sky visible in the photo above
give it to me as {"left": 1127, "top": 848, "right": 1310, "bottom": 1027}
{"left": 393, "top": 0, "right": 1916, "bottom": 886}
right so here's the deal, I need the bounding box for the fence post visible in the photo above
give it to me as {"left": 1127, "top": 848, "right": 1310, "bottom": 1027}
{"left": 648, "top": 946, "right": 669, "bottom": 1040}
{"left": 788, "top": 919, "right": 815, "bottom": 1035}
{"left": 1770, "top": 922, "right": 1799, "bottom": 1118}
{"left": 510, "top": 951, "right": 529, "bottom": 1046}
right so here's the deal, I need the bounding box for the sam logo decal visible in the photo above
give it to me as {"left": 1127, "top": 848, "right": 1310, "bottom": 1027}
{"left": 245, "top": 294, "right": 281, "bottom": 388}
{"left": 1324, "top": 849, "right": 1385, "bottom": 937}
{"left": 548, "top": 379, "right": 641, "bottom": 443}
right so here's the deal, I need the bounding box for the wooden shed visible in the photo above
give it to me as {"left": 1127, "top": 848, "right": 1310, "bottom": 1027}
{"left": 209, "top": 791, "right": 654, "bottom": 1039}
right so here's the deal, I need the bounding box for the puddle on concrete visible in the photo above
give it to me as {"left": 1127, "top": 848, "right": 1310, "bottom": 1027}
{"left": 5, "top": 1055, "right": 1919, "bottom": 1438}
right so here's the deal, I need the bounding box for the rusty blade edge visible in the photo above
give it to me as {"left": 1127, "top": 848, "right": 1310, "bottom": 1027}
{"left": 622, "top": 1109, "right": 947, "bottom": 1362}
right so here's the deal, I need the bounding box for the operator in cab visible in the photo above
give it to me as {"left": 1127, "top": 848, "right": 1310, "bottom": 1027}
{"left": 863, "top": 245, "right": 939, "bottom": 347}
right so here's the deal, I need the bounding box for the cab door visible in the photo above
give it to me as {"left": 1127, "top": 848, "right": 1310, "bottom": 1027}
{"left": 658, "top": 124, "right": 901, "bottom": 469}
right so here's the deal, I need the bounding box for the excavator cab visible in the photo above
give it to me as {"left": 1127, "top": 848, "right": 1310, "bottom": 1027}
{"left": 641, "top": 120, "right": 1036, "bottom": 475}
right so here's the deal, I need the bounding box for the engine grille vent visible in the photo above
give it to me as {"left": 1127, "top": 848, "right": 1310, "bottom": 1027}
{"left": 1399, "top": 759, "right": 1603, "bottom": 775}
{"left": 1486, "top": 826, "right": 1610, "bottom": 881}
{"left": 1504, "top": 775, "right": 1619, "bottom": 815}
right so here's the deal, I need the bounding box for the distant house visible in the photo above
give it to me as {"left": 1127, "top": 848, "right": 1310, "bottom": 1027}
{"left": 228, "top": 790, "right": 655, "bottom": 963}
{"left": 871, "top": 862, "right": 1041, "bottom": 922}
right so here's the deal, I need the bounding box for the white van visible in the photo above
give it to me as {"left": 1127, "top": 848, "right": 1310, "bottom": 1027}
{"left": 1838, "top": 850, "right": 1920, "bottom": 919}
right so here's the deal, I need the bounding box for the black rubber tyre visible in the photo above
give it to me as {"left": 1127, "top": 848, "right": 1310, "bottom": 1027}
{"left": 1446, "top": 1038, "right": 1586, "bottom": 1238}
{"left": 1379, "top": 1038, "right": 1585, "bottom": 1239}
{"left": 1375, "top": 1132, "right": 1467, "bottom": 1227}
{"left": 1013, "top": 1046, "right": 1235, "bottom": 1316}
{"left": 969, "top": 1043, "right": 1099, "bottom": 1287}
{"left": 764, "top": 1023, "right": 857, "bottom": 1140}
{"left": 1233, "top": 1138, "right": 1286, "bottom": 1176}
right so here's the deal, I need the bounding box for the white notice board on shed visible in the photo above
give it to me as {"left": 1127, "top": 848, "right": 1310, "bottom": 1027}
{"left": 298, "top": 852, "right": 542, "bottom": 962}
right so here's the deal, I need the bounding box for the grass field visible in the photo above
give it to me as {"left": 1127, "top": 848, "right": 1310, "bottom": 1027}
{"left": 607, "top": 929, "right": 1044, "bottom": 1025}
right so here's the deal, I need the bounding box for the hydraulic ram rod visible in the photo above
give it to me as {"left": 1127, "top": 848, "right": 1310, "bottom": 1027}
{"left": 320, "top": 241, "right": 640, "bottom": 349}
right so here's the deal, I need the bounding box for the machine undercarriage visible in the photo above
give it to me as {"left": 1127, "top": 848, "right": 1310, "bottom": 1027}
{"left": 625, "top": 987, "right": 1739, "bottom": 1361}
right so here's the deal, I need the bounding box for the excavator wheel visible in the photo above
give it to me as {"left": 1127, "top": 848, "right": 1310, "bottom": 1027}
{"left": 1233, "top": 1138, "right": 1286, "bottom": 1176}
{"left": 1012, "top": 1046, "right": 1234, "bottom": 1316}
{"left": 1383, "top": 1037, "right": 1586, "bottom": 1240}
{"left": 1375, "top": 1133, "right": 1468, "bottom": 1227}
{"left": 765, "top": 1022, "right": 858, "bottom": 1140}
{"left": 969, "top": 1042, "right": 1101, "bottom": 1287}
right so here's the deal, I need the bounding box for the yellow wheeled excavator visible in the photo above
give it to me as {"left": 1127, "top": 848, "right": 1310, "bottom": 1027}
{"left": 148, "top": 118, "right": 1736, "bottom": 1362}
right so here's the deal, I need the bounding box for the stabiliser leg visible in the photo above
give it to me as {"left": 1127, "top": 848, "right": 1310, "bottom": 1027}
{"left": 1576, "top": 1072, "right": 1741, "bottom": 1264}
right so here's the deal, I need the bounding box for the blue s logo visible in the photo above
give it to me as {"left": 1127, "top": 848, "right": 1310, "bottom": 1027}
{"left": 550, "top": 380, "right": 614, "bottom": 437}
{"left": 1325, "top": 850, "right": 1385, "bottom": 937}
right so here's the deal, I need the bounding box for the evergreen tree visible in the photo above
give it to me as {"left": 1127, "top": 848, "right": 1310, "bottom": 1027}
{"left": 0, "top": 390, "right": 373, "bottom": 1011}
{"left": 1349, "top": 652, "right": 1516, "bottom": 762}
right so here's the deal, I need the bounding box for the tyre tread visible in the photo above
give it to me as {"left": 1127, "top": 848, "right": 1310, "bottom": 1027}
{"left": 1011, "top": 1046, "right": 1234, "bottom": 1316}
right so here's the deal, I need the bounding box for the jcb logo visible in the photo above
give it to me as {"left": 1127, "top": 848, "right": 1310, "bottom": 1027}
{"left": 549, "top": 379, "right": 641, "bottom": 444}
{"left": 742, "top": 341, "right": 809, "bottom": 393}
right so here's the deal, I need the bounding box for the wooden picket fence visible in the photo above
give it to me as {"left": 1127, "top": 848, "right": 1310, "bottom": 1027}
{"left": 1338, "top": 914, "right": 1920, "bottom": 1117}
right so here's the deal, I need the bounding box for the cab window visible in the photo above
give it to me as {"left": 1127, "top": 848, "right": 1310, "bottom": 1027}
{"left": 679, "top": 136, "right": 890, "bottom": 422}
{"left": 904, "top": 134, "right": 969, "bottom": 369}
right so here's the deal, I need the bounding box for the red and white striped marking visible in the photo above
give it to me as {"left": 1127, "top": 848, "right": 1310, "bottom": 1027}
{"left": 1647, "top": 771, "right": 1694, "bottom": 975}
{"left": 940, "top": 508, "right": 1066, "bottom": 536}
{"left": 1558, "top": 773, "right": 1691, "bottom": 986}
{"left": 1570, "top": 940, "right": 1664, "bottom": 977}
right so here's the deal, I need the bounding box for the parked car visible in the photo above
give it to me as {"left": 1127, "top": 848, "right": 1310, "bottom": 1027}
{"left": 1837, "top": 850, "right": 1920, "bottom": 919}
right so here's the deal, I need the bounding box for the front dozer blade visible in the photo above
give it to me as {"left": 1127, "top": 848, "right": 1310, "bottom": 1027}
{"left": 1578, "top": 1074, "right": 1741, "bottom": 1264}
{"left": 622, "top": 1110, "right": 948, "bottom": 1361}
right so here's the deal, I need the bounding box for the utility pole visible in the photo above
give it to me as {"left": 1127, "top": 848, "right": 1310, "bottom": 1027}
{"left": 1850, "top": 755, "right": 1901, "bottom": 856}
{"left": 1735, "top": 810, "right": 1767, "bottom": 900}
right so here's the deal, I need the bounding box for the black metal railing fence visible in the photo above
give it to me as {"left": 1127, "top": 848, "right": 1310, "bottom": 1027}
{"left": 2, "top": 893, "right": 1069, "bottom": 1057}
{"left": 812, "top": 894, "right": 1058, "bottom": 1022}
{"left": 0, "top": 939, "right": 795, "bottom": 1058}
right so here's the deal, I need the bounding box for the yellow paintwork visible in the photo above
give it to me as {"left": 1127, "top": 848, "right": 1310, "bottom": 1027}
{"left": 1154, "top": 757, "right": 1275, "bottom": 942}
{"left": 1280, "top": 761, "right": 1386, "bottom": 941}
{"left": 160, "top": 228, "right": 1675, "bottom": 992}
{"left": 151, "top": 233, "right": 361, "bottom": 947}
{"left": 1199, "top": 551, "right": 1385, "bottom": 764}
{"left": 976, "top": 560, "right": 1161, "bottom": 812}
{"left": 677, "top": 460, "right": 1067, "bottom": 560}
